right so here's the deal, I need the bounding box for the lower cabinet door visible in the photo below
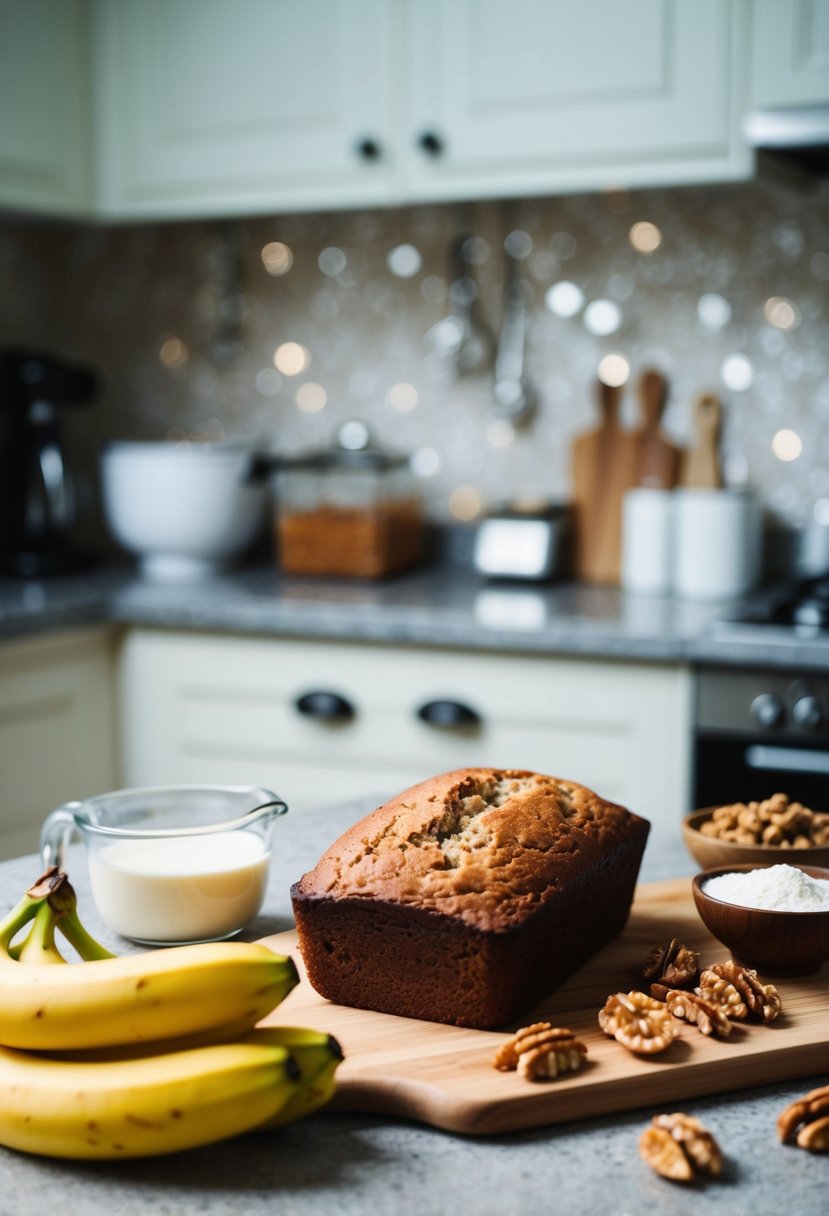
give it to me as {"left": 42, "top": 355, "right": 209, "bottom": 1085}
{"left": 0, "top": 629, "right": 116, "bottom": 861}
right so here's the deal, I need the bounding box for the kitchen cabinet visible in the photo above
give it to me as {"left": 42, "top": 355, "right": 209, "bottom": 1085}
{"left": 117, "top": 628, "right": 692, "bottom": 828}
{"left": 0, "top": 0, "right": 92, "bottom": 217}
{"left": 0, "top": 0, "right": 751, "bottom": 221}
{"left": 402, "top": 0, "right": 752, "bottom": 201}
{"left": 93, "top": 0, "right": 397, "bottom": 220}
{"left": 94, "top": 0, "right": 752, "bottom": 218}
{"left": 751, "top": 0, "right": 829, "bottom": 108}
{"left": 0, "top": 627, "right": 116, "bottom": 861}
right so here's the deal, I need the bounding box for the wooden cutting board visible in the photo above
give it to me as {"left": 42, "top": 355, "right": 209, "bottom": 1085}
{"left": 680, "top": 392, "right": 723, "bottom": 489}
{"left": 633, "top": 369, "right": 682, "bottom": 489}
{"left": 259, "top": 878, "right": 828, "bottom": 1136}
{"left": 570, "top": 381, "right": 639, "bottom": 583}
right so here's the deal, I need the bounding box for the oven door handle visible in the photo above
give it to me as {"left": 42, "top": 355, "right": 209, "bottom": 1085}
{"left": 745, "top": 744, "right": 829, "bottom": 775}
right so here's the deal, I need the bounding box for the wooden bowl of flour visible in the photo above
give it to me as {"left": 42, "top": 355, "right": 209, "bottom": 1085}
{"left": 692, "top": 863, "right": 829, "bottom": 976}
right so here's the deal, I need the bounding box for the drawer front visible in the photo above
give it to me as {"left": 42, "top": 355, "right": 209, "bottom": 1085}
{"left": 118, "top": 630, "right": 690, "bottom": 824}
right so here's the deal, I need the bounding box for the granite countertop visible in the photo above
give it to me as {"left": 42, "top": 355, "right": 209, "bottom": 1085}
{"left": 1, "top": 801, "right": 827, "bottom": 1216}
{"left": 2, "top": 562, "right": 829, "bottom": 672}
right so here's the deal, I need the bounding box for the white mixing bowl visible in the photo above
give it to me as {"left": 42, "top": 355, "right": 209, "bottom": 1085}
{"left": 101, "top": 441, "right": 269, "bottom": 582}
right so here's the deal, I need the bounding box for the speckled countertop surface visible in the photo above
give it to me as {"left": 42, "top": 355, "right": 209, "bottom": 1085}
{"left": 2, "top": 563, "right": 829, "bottom": 672}
{"left": 0, "top": 802, "right": 827, "bottom": 1216}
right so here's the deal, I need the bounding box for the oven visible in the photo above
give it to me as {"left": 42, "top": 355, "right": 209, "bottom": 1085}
{"left": 693, "top": 666, "right": 829, "bottom": 809}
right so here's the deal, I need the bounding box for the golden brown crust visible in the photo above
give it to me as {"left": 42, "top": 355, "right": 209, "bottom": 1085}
{"left": 293, "top": 767, "right": 642, "bottom": 933}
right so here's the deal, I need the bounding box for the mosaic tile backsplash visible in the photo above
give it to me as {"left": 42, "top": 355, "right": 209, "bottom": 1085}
{"left": 1, "top": 178, "right": 828, "bottom": 552}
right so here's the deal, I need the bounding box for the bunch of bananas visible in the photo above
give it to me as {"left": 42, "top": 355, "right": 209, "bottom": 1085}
{"left": 0, "top": 868, "right": 342, "bottom": 1160}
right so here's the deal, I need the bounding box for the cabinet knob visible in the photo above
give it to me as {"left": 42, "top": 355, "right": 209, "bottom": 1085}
{"left": 295, "top": 690, "right": 355, "bottom": 722}
{"left": 417, "top": 130, "right": 444, "bottom": 157}
{"left": 417, "top": 699, "right": 480, "bottom": 729}
{"left": 750, "top": 693, "right": 785, "bottom": 730}
{"left": 355, "top": 136, "right": 382, "bottom": 162}
{"left": 791, "top": 695, "right": 826, "bottom": 731}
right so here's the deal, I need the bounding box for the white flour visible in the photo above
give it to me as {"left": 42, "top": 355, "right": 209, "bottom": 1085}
{"left": 702, "top": 864, "right": 829, "bottom": 912}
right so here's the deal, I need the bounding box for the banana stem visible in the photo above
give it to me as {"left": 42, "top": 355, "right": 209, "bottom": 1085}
{"left": 57, "top": 906, "right": 116, "bottom": 961}
{"left": 0, "top": 892, "right": 44, "bottom": 954}
{"left": 17, "top": 899, "right": 65, "bottom": 965}
{"left": 1, "top": 868, "right": 116, "bottom": 963}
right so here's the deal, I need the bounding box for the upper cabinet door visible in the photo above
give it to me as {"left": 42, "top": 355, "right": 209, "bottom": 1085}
{"left": 402, "top": 0, "right": 752, "bottom": 200}
{"left": 0, "top": 0, "right": 92, "bottom": 217}
{"left": 94, "top": 0, "right": 395, "bottom": 219}
{"left": 752, "top": 0, "right": 829, "bottom": 107}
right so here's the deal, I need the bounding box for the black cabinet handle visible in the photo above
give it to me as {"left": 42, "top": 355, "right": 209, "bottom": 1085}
{"left": 417, "top": 699, "right": 480, "bottom": 729}
{"left": 417, "top": 130, "right": 444, "bottom": 157}
{"left": 295, "top": 691, "right": 355, "bottom": 722}
{"left": 355, "top": 136, "right": 382, "bottom": 161}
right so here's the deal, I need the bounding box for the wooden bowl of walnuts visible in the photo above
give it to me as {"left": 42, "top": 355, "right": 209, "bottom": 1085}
{"left": 683, "top": 794, "right": 829, "bottom": 871}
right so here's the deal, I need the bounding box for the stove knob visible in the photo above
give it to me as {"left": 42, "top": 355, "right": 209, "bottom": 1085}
{"left": 791, "top": 695, "right": 827, "bottom": 731}
{"left": 750, "top": 693, "right": 785, "bottom": 729}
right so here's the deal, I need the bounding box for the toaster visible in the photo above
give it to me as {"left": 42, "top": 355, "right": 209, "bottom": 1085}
{"left": 473, "top": 503, "right": 570, "bottom": 581}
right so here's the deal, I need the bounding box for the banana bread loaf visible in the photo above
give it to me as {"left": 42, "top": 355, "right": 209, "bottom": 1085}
{"left": 291, "top": 768, "right": 649, "bottom": 1029}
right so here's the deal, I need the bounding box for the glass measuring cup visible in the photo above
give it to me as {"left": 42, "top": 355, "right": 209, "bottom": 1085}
{"left": 40, "top": 784, "right": 288, "bottom": 945}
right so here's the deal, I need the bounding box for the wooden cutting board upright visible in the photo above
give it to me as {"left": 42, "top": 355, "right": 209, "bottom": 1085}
{"left": 632, "top": 369, "right": 682, "bottom": 489}
{"left": 259, "top": 877, "right": 828, "bottom": 1136}
{"left": 570, "top": 380, "right": 639, "bottom": 582}
{"left": 680, "top": 393, "right": 723, "bottom": 489}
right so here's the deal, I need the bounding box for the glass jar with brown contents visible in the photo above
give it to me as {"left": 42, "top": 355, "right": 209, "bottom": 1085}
{"left": 274, "top": 425, "right": 423, "bottom": 578}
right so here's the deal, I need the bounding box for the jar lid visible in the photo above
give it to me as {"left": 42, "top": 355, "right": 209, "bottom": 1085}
{"left": 280, "top": 421, "right": 410, "bottom": 473}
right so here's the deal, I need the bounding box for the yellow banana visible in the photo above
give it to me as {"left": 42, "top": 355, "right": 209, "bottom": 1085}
{"left": 0, "top": 870, "right": 299, "bottom": 1051}
{"left": 249, "top": 1026, "right": 343, "bottom": 1128}
{"left": 0, "top": 938, "right": 298, "bottom": 1051}
{"left": 0, "top": 873, "right": 338, "bottom": 1158}
{"left": 0, "top": 1037, "right": 301, "bottom": 1159}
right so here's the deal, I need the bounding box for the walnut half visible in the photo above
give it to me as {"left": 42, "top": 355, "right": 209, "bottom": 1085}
{"left": 639, "top": 1113, "right": 723, "bottom": 1181}
{"left": 492, "top": 1022, "right": 588, "bottom": 1082}
{"left": 777, "top": 1085, "right": 829, "bottom": 1152}
{"left": 643, "top": 938, "right": 700, "bottom": 989}
{"left": 696, "top": 969, "right": 749, "bottom": 1020}
{"left": 665, "top": 989, "right": 732, "bottom": 1038}
{"left": 705, "top": 961, "right": 782, "bottom": 1024}
{"left": 598, "top": 991, "right": 676, "bottom": 1055}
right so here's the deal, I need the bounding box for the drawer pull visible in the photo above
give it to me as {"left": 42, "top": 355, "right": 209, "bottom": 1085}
{"left": 355, "top": 136, "right": 382, "bottom": 161}
{"left": 295, "top": 691, "right": 355, "bottom": 722}
{"left": 417, "top": 130, "right": 444, "bottom": 157}
{"left": 417, "top": 699, "right": 481, "bottom": 729}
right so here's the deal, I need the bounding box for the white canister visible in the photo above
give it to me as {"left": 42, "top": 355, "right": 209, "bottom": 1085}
{"left": 673, "top": 489, "right": 761, "bottom": 600}
{"left": 621, "top": 488, "right": 674, "bottom": 595}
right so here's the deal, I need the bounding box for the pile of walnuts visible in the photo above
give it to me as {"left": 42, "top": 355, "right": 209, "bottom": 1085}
{"left": 699, "top": 793, "right": 829, "bottom": 848}
{"left": 597, "top": 939, "right": 782, "bottom": 1056}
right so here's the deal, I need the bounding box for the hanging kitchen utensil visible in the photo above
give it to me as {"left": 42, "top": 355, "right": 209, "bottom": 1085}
{"left": 428, "top": 234, "right": 495, "bottom": 375}
{"left": 570, "top": 379, "right": 639, "bottom": 583}
{"left": 209, "top": 222, "right": 245, "bottom": 369}
{"left": 633, "top": 368, "right": 682, "bottom": 488}
{"left": 492, "top": 247, "right": 536, "bottom": 426}
{"left": 681, "top": 392, "right": 723, "bottom": 489}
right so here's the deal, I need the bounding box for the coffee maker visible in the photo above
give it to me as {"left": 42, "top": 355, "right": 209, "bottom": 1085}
{"left": 0, "top": 348, "right": 98, "bottom": 577}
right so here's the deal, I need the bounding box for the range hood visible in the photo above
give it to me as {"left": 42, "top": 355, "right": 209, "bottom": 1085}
{"left": 744, "top": 105, "right": 829, "bottom": 177}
